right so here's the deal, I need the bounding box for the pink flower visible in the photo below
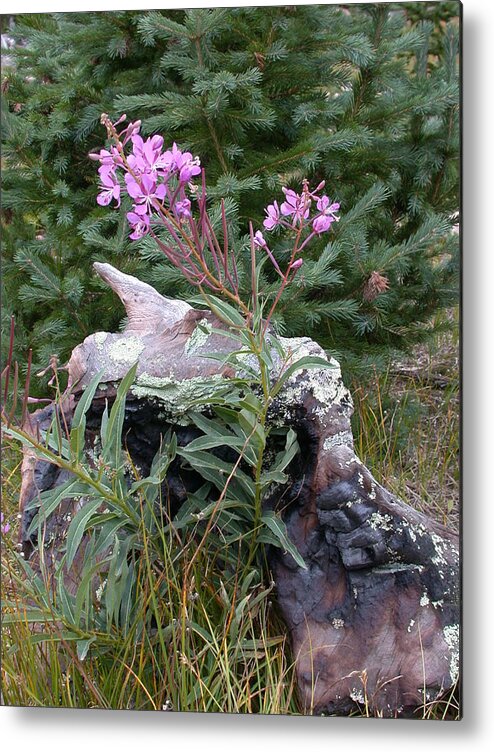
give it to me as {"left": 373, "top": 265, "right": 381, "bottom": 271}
{"left": 125, "top": 171, "right": 166, "bottom": 212}
{"left": 312, "top": 195, "right": 340, "bottom": 234}
{"left": 280, "top": 188, "right": 310, "bottom": 223}
{"left": 254, "top": 230, "right": 267, "bottom": 247}
{"left": 91, "top": 147, "right": 122, "bottom": 180}
{"left": 263, "top": 200, "right": 281, "bottom": 230}
{"left": 289, "top": 258, "right": 303, "bottom": 271}
{"left": 161, "top": 143, "right": 201, "bottom": 183}
{"left": 175, "top": 198, "right": 192, "bottom": 219}
{"left": 129, "top": 134, "right": 169, "bottom": 176}
{"left": 127, "top": 205, "right": 150, "bottom": 240}
{"left": 96, "top": 172, "right": 121, "bottom": 207}
{"left": 1, "top": 512, "right": 10, "bottom": 535}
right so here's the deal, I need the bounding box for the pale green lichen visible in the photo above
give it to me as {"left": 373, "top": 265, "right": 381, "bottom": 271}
{"left": 430, "top": 532, "right": 459, "bottom": 568}
{"left": 108, "top": 336, "right": 144, "bottom": 365}
{"left": 350, "top": 688, "right": 365, "bottom": 704}
{"left": 373, "top": 562, "right": 424, "bottom": 574}
{"left": 94, "top": 332, "right": 108, "bottom": 350}
{"left": 131, "top": 372, "right": 226, "bottom": 419}
{"left": 184, "top": 318, "right": 213, "bottom": 357}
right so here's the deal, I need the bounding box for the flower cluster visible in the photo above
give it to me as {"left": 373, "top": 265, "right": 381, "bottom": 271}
{"left": 263, "top": 182, "right": 339, "bottom": 235}
{"left": 254, "top": 180, "right": 340, "bottom": 275}
{"left": 91, "top": 115, "right": 341, "bottom": 322}
{"left": 90, "top": 115, "right": 201, "bottom": 240}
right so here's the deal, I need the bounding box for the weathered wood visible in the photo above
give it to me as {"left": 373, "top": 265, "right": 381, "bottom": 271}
{"left": 18, "top": 262, "right": 460, "bottom": 717}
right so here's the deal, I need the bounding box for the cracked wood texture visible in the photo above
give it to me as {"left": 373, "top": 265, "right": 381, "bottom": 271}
{"left": 18, "top": 262, "right": 460, "bottom": 717}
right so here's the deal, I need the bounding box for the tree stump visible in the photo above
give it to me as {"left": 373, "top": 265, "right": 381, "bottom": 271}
{"left": 18, "top": 262, "right": 460, "bottom": 717}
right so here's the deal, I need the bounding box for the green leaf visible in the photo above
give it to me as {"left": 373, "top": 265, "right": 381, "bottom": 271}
{"left": 196, "top": 293, "right": 246, "bottom": 328}
{"left": 93, "top": 516, "right": 129, "bottom": 558}
{"left": 271, "top": 356, "right": 335, "bottom": 398}
{"left": 102, "top": 362, "right": 138, "bottom": 466}
{"left": 270, "top": 428, "right": 300, "bottom": 475}
{"left": 76, "top": 637, "right": 96, "bottom": 661}
{"left": 180, "top": 433, "right": 246, "bottom": 453}
{"left": 260, "top": 511, "right": 307, "bottom": 570}
{"left": 1, "top": 609, "right": 58, "bottom": 625}
{"left": 70, "top": 369, "right": 104, "bottom": 460}
{"left": 26, "top": 480, "right": 90, "bottom": 535}
{"left": 65, "top": 499, "right": 102, "bottom": 571}
{"left": 260, "top": 469, "right": 288, "bottom": 486}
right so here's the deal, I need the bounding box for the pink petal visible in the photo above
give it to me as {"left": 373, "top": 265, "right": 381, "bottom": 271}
{"left": 154, "top": 183, "right": 166, "bottom": 200}
{"left": 97, "top": 190, "right": 113, "bottom": 206}
{"left": 125, "top": 173, "right": 143, "bottom": 200}
{"left": 140, "top": 172, "right": 155, "bottom": 195}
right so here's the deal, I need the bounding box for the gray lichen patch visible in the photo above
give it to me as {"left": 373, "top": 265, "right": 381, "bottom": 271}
{"left": 368, "top": 512, "right": 393, "bottom": 531}
{"left": 131, "top": 372, "right": 226, "bottom": 419}
{"left": 94, "top": 332, "right": 109, "bottom": 351}
{"left": 280, "top": 351, "right": 351, "bottom": 419}
{"left": 184, "top": 318, "right": 213, "bottom": 357}
{"left": 443, "top": 624, "right": 460, "bottom": 684}
{"left": 323, "top": 431, "right": 353, "bottom": 451}
{"left": 108, "top": 336, "right": 145, "bottom": 365}
{"left": 430, "top": 532, "right": 459, "bottom": 568}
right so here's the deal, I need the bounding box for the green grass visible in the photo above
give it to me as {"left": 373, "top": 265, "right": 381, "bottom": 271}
{"left": 1, "top": 315, "right": 459, "bottom": 717}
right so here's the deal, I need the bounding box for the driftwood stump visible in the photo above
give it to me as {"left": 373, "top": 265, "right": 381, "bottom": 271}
{"left": 18, "top": 262, "right": 460, "bottom": 717}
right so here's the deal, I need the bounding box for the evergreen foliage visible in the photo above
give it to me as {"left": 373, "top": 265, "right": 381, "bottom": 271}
{"left": 1, "top": 4, "right": 460, "bottom": 387}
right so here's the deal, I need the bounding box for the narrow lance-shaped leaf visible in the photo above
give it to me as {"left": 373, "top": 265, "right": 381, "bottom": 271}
{"left": 260, "top": 510, "right": 307, "bottom": 570}
{"left": 271, "top": 356, "right": 335, "bottom": 398}
{"left": 70, "top": 369, "right": 104, "bottom": 460}
{"left": 102, "top": 361, "right": 139, "bottom": 466}
{"left": 65, "top": 498, "right": 103, "bottom": 571}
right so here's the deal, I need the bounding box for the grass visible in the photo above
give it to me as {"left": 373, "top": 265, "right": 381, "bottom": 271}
{"left": 351, "top": 313, "right": 460, "bottom": 533}
{"left": 1, "top": 313, "right": 460, "bottom": 717}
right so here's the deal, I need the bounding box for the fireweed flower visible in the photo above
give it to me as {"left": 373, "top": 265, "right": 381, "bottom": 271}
{"left": 1, "top": 512, "right": 10, "bottom": 535}
{"left": 126, "top": 206, "right": 150, "bottom": 240}
{"left": 289, "top": 258, "right": 303, "bottom": 271}
{"left": 91, "top": 147, "right": 123, "bottom": 182}
{"left": 160, "top": 143, "right": 201, "bottom": 184}
{"left": 312, "top": 196, "right": 340, "bottom": 234}
{"left": 254, "top": 230, "right": 267, "bottom": 247}
{"left": 174, "top": 198, "right": 192, "bottom": 219}
{"left": 280, "top": 188, "right": 310, "bottom": 224}
{"left": 96, "top": 172, "right": 121, "bottom": 207}
{"left": 176, "top": 153, "right": 201, "bottom": 184}
{"left": 93, "top": 116, "right": 206, "bottom": 243}
{"left": 128, "top": 134, "right": 171, "bottom": 176}
{"left": 125, "top": 172, "right": 166, "bottom": 213}
{"left": 263, "top": 200, "right": 281, "bottom": 230}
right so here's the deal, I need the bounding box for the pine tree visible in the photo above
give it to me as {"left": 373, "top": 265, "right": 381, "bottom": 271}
{"left": 1, "top": 4, "right": 460, "bottom": 389}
